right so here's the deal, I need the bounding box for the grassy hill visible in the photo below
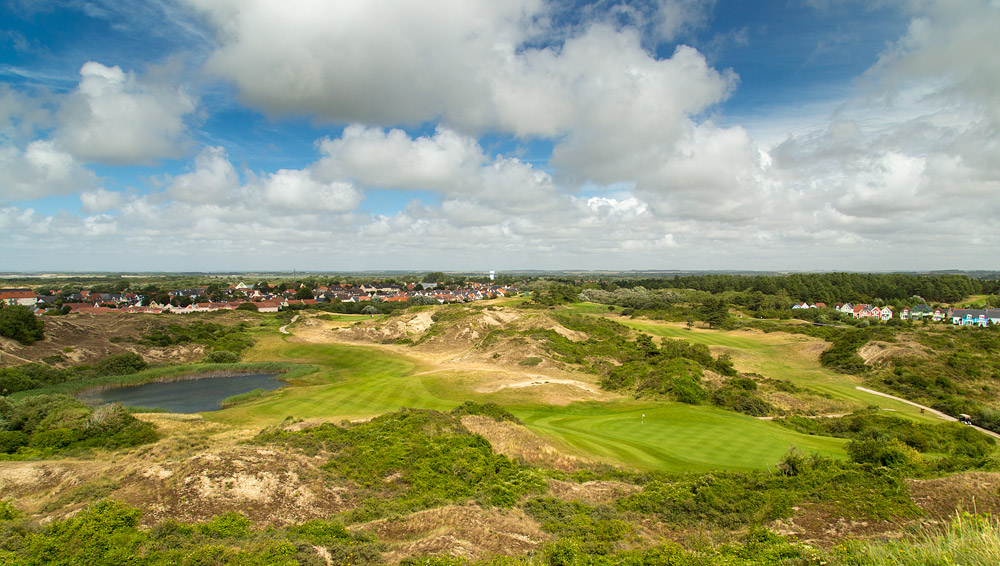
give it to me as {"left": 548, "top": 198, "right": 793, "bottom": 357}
{"left": 1, "top": 300, "right": 998, "bottom": 565}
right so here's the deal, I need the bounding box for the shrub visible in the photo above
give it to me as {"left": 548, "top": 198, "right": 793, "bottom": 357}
{"left": 95, "top": 352, "right": 148, "bottom": 376}
{"left": 0, "top": 431, "right": 29, "bottom": 454}
{"left": 199, "top": 511, "right": 252, "bottom": 538}
{"left": 204, "top": 351, "right": 239, "bottom": 363}
{"left": 0, "top": 305, "right": 45, "bottom": 345}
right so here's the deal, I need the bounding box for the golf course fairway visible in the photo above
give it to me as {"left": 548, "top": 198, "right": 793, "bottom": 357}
{"left": 207, "top": 330, "right": 850, "bottom": 472}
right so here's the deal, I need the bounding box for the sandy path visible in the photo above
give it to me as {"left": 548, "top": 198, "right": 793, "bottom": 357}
{"left": 856, "top": 386, "right": 1000, "bottom": 440}
{"left": 278, "top": 315, "right": 299, "bottom": 335}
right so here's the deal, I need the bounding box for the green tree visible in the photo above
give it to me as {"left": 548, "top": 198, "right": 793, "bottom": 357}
{"left": 423, "top": 271, "right": 445, "bottom": 283}
{"left": 0, "top": 304, "right": 45, "bottom": 345}
{"left": 294, "top": 286, "right": 314, "bottom": 300}
{"left": 698, "top": 297, "right": 729, "bottom": 329}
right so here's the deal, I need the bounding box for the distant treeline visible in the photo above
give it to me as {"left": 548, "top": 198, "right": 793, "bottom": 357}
{"left": 612, "top": 273, "right": 1000, "bottom": 304}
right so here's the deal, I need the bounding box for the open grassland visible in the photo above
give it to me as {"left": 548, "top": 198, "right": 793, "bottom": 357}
{"left": 619, "top": 318, "right": 945, "bottom": 424}
{"left": 204, "top": 329, "right": 849, "bottom": 471}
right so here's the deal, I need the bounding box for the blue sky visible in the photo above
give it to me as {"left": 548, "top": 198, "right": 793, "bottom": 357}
{"left": 1, "top": 0, "right": 997, "bottom": 272}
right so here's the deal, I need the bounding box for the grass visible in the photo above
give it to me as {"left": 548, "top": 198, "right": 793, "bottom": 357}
{"left": 619, "top": 319, "right": 946, "bottom": 424}
{"left": 835, "top": 512, "right": 1000, "bottom": 565}
{"left": 204, "top": 331, "right": 850, "bottom": 472}
{"left": 512, "top": 400, "right": 847, "bottom": 472}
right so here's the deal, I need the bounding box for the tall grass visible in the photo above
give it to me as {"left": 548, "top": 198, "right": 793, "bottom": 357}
{"left": 834, "top": 512, "right": 1000, "bottom": 565}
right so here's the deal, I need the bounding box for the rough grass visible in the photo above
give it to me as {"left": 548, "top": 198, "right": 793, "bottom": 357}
{"left": 833, "top": 512, "right": 1000, "bottom": 565}
{"left": 620, "top": 319, "right": 945, "bottom": 424}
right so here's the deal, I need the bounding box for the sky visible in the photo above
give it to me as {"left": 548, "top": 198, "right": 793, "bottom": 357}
{"left": 1, "top": 0, "right": 998, "bottom": 273}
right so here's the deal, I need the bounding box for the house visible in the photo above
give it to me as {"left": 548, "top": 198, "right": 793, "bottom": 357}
{"left": 933, "top": 308, "right": 948, "bottom": 322}
{"left": 880, "top": 306, "right": 893, "bottom": 321}
{"left": 949, "top": 308, "right": 1000, "bottom": 326}
{"left": 950, "top": 309, "right": 990, "bottom": 327}
{"left": 255, "top": 299, "right": 285, "bottom": 313}
{"left": 910, "top": 304, "right": 934, "bottom": 320}
{"left": 0, "top": 288, "right": 37, "bottom": 307}
{"left": 900, "top": 307, "right": 909, "bottom": 320}
{"left": 852, "top": 304, "right": 871, "bottom": 318}
{"left": 840, "top": 303, "right": 854, "bottom": 314}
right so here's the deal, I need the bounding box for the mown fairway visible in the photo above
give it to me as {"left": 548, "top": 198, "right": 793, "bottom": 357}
{"left": 205, "top": 328, "right": 850, "bottom": 471}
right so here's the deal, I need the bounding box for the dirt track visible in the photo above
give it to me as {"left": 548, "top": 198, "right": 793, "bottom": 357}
{"left": 856, "top": 386, "right": 1000, "bottom": 440}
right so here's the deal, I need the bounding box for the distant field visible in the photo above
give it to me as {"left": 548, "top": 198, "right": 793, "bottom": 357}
{"left": 208, "top": 329, "right": 852, "bottom": 471}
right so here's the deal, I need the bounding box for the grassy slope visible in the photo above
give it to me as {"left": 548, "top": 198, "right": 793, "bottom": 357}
{"left": 619, "top": 318, "right": 945, "bottom": 424}
{"left": 204, "top": 328, "right": 848, "bottom": 472}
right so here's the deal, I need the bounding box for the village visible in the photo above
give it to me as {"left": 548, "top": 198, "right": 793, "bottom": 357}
{"left": 791, "top": 301, "right": 1000, "bottom": 327}
{"left": 0, "top": 280, "right": 519, "bottom": 315}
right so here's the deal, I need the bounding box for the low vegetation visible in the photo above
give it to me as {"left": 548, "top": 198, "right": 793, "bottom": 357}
{"left": 136, "top": 320, "right": 255, "bottom": 355}
{"left": 0, "top": 304, "right": 45, "bottom": 345}
{"left": 0, "top": 395, "right": 157, "bottom": 458}
{"left": 253, "top": 409, "right": 548, "bottom": 521}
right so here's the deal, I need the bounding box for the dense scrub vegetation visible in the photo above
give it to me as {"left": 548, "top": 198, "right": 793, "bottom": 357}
{"left": 0, "top": 304, "right": 45, "bottom": 345}
{"left": 0, "top": 500, "right": 382, "bottom": 566}
{"left": 136, "top": 321, "right": 255, "bottom": 354}
{"left": 866, "top": 327, "right": 1000, "bottom": 434}
{"left": 253, "top": 409, "right": 547, "bottom": 521}
{"left": 613, "top": 272, "right": 999, "bottom": 304}
{"left": 0, "top": 395, "right": 157, "bottom": 458}
{"left": 3, "top": 498, "right": 999, "bottom": 566}
{"left": 518, "top": 314, "right": 776, "bottom": 415}
{"left": 0, "top": 352, "right": 148, "bottom": 395}
{"left": 776, "top": 408, "right": 995, "bottom": 472}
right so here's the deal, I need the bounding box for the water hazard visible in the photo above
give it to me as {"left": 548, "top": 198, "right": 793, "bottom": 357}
{"left": 88, "top": 373, "right": 285, "bottom": 413}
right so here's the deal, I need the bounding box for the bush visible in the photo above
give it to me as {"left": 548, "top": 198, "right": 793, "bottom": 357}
{"left": 95, "top": 352, "right": 148, "bottom": 376}
{"left": 204, "top": 351, "right": 239, "bottom": 363}
{"left": 846, "top": 434, "right": 920, "bottom": 467}
{"left": 0, "top": 305, "right": 45, "bottom": 345}
{"left": 0, "top": 431, "right": 29, "bottom": 454}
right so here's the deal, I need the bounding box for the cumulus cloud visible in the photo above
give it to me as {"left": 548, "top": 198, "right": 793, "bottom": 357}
{"left": 185, "top": 0, "right": 733, "bottom": 144}
{"left": 871, "top": 0, "right": 1000, "bottom": 128}
{"left": 0, "top": 140, "right": 98, "bottom": 201}
{"left": 80, "top": 188, "right": 127, "bottom": 213}
{"left": 259, "top": 169, "right": 362, "bottom": 213}
{"left": 56, "top": 61, "right": 196, "bottom": 165}
{"left": 314, "top": 126, "right": 485, "bottom": 192}
{"left": 166, "top": 145, "right": 241, "bottom": 204}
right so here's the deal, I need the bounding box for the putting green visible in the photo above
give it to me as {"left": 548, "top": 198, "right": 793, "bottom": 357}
{"left": 514, "top": 401, "right": 847, "bottom": 472}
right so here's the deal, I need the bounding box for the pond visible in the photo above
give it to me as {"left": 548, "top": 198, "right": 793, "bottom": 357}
{"left": 86, "top": 373, "right": 285, "bottom": 413}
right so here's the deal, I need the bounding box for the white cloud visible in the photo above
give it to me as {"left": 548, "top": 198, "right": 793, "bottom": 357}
{"left": 314, "top": 126, "right": 484, "bottom": 192}
{"left": 0, "top": 140, "right": 98, "bottom": 201}
{"left": 166, "top": 145, "right": 240, "bottom": 204}
{"left": 56, "top": 61, "right": 196, "bottom": 165}
{"left": 185, "top": 0, "right": 733, "bottom": 145}
{"left": 259, "top": 168, "right": 362, "bottom": 213}
{"left": 80, "top": 188, "right": 127, "bottom": 212}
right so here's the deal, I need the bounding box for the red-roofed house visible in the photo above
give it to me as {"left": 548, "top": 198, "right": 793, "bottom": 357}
{"left": 0, "top": 289, "right": 37, "bottom": 307}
